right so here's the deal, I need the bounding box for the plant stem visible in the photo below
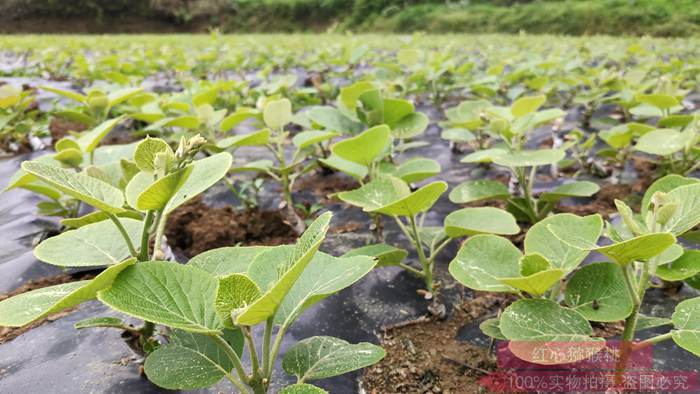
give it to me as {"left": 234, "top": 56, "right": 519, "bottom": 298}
{"left": 153, "top": 210, "right": 168, "bottom": 258}
{"left": 615, "top": 263, "right": 644, "bottom": 386}
{"left": 262, "top": 318, "right": 273, "bottom": 378}
{"left": 408, "top": 215, "right": 433, "bottom": 292}
{"left": 108, "top": 213, "right": 137, "bottom": 257}
{"left": 243, "top": 327, "right": 261, "bottom": 379}
{"left": 632, "top": 332, "right": 673, "bottom": 351}
{"left": 267, "top": 325, "right": 289, "bottom": 382}
{"left": 399, "top": 262, "right": 425, "bottom": 277}
{"left": 210, "top": 333, "right": 251, "bottom": 386}
{"left": 138, "top": 211, "right": 154, "bottom": 261}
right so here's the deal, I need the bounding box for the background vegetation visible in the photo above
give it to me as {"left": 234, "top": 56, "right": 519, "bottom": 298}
{"left": 1, "top": 0, "right": 699, "bottom": 36}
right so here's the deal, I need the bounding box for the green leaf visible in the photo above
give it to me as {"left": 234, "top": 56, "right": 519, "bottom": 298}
{"left": 341, "top": 244, "right": 407, "bottom": 267}
{"left": 280, "top": 384, "right": 329, "bottom": 394}
{"left": 635, "top": 129, "right": 688, "bottom": 156}
{"left": 500, "top": 299, "right": 603, "bottom": 364}
{"left": 236, "top": 213, "right": 331, "bottom": 326}
{"left": 0, "top": 258, "right": 135, "bottom": 327}
{"left": 338, "top": 81, "right": 375, "bottom": 112}
{"left": 498, "top": 269, "right": 564, "bottom": 296}
{"left": 449, "top": 180, "right": 509, "bottom": 204}
{"left": 61, "top": 210, "right": 142, "bottom": 229}
{"left": 392, "top": 112, "right": 428, "bottom": 139}
{"left": 511, "top": 95, "right": 546, "bottom": 117}
{"left": 292, "top": 130, "right": 339, "bottom": 149}
{"left": 108, "top": 87, "right": 144, "bottom": 107}
{"left": 540, "top": 181, "right": 600, "bottom": 202}
{"left": 492, "top": 149, "right": 565, "bottom": 167}
{"left": 636, "top": 94, "right": 680, "bottom": 110}
{"left": 565, "top": 262, "right": 633, "bottom": 322}
{"left": 336, "top": 176, "right": 409, "bottom": 212}
{"left": 595, "top": 233, "right": 676, "bottom": 266}
{"left": 480, "top": 318, "right": 506, "bottom": 340}
{"left": 370, "top": 181, "right": 447, "bottom": 217}
{"left": 134, "top": 137, "right": 173, "bottom": 172}
{"left": 282, "top": 336, "right": 385, "bottom": 381}
{"left": 307, "top": 106, "right": 362, "bottom": 134}
{"left": 77, "top": 117, "right": 125, "bottom": 153}
{"left": 215, "top": 274, "right": 261, "bottom": 328}
{"left": 216, "top": 129, "right": 272, "bottom": 150}
{"left": 54, "top": 148, "right": 83, "bottom": 167}
{"left": 520, "top": 254, "right": 550, "bottom": 276}
{"left": 137, "top": 152, "right": 232, "bottom": 214}
{"left": 40, "top": 85, "right": 86, "bottom": 103}
{"left": 188, "top": 246, "right": 271, "bottom": 276}
{"left": 220, "top": 107, "right": 261, "bottom": 132}
{"left": 274, "top": 252, "right": 375, "bottom": 326}
{"left": 449, "top": 235, "right": 521, "bottom": 292}
{"left": 22, "top": 161, "right": 125, "bottom": 213}
{"left": 381, "top": 158, "right": 441, "bottom": 184}
{"left": 460, "top": 148, "right": 507, "bottom": 164}
{"left": 641, "top": 175, "right": 699, "bottom": 217}
{"left": 264, "top": 98, "right": 293, "bottom": 130}
{"left": 144, "top": 329, "right": 243, "bottom": 390}
{"left": 98, "top": 261, "right": 223, "bottom": 334}
{"left": 331, "top": 125, "right": 391, "bottom": 167}
{"left": 318, "top": 155, "right": 368, "bottom": 179}
{"left": 636, "top": 314, "right": 672, "bottom": 332}
{"left": 444, "top": 207, "right": 519, "bottom": 238}
{"left": 657, "top": 250, "right": 700, "bottom": 281}
{"left": 35, "top": 218, "right": 141, "bottom": 267}
{"left": 671, "top": 297, "right": 700, "bottom": 356}
{"left": 525, "top": 214, "right": 603, "bottom": 273}
{"left": 663, "top": 183, "right": 700, "bottom": 235}
{"left": 145, "top": 116, "right": 201, "bottom": 131}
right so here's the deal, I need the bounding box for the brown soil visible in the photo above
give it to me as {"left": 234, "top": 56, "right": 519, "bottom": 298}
{"left": 0, "top": 272, "right": 96, "bottom": 344}
{"left": 165, "top": 198, "right": 297, "bottom": 257}
{"left": 294, "top": 170, "right": 359, "bottom": 202}
{"left": 631, "top": 156, "right": 657, "bottom": 193}
{"left": 558, "top": 182, "right": 633, "bottom": 218}
{"left": 363, "top": 293, "right": 516, "bottom": 394}
{"left": 49, "top": 117, "right": 88, "bottom": 144}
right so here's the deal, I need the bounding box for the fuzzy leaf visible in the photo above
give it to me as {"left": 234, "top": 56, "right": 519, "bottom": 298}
{"left": 236, "top": 213, "right": 331, "bottom": 326}
{"left": 449, "top": 180, "right": 509, "bottom": 204}
{"left": 22, "top": 161, "right": 125, "bottom": 213}
{"left": 671, "top": 297, "right": 700, "bottom": 356}
{"left": 500, "top": 299, "right": 604, "bottom": 364}
{"left": 444, "top": 207, "right": 519, "bottom": 238}
{"left": 35, "top": 218, "right": 141, "bottom": 267}
{"left": 188, "top": 246, "right": 271, "bottom": 276}
{"left": 657, "top": 250, "right": 700, "bottom": 281}
{"left": 449, "top": 235, "right": 521, "bottom": 292}
{"left": 341, "top": 244, "right": 407, "bottom": 267}
{"left": 565, "top": 262, "right": 633, "bottom": 322}
{"left": 540, "top": 181, "right": 600, "bottom": 202}
{"left": 525, "top": 214, "right": 603, "bottom": 273}
{"left": 370, "top": 181, "right": 447, "bottom": 217}
{"left": 98, "top": 261, "right": 223, "bottom": 333}
{"left": 331, "top": 125, "right": 391, "bottom": 167}
{"left": 144, "top": 329, "right": 243, "bottom": 390}
{"left": 282, "top": 336, "right": 385, "bottom": 381}
{"left": 0, "top": 258, "right": 135, "bottom": 327}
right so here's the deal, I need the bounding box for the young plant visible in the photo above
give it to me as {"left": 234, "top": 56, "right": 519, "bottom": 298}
{"left": 0, "top": 138, "right": 383, "bottom": 393}
{"left": 450, "top": 183, "right": 700, "bottom": 385}
{"left": 321, "top": 125, "right": 441, "bottom": 241}
{"left": 339, "top": 175, "right": 519, "bottom": 297}
{"left": 42, "top": 85, "right": 143, "bottom": 127}
{"left": 0, "top": 84, "right": 48, "bottom": 153}
{"left": 452, "top": 95, "right": 599, "bottom": 224}
{"left": 3, "top": 116, "right": 129, "bottom": 220}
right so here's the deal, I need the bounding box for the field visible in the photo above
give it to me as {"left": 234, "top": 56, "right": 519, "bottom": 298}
{"left": 0, "top": 33, "right": 699, "bottom": 393}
